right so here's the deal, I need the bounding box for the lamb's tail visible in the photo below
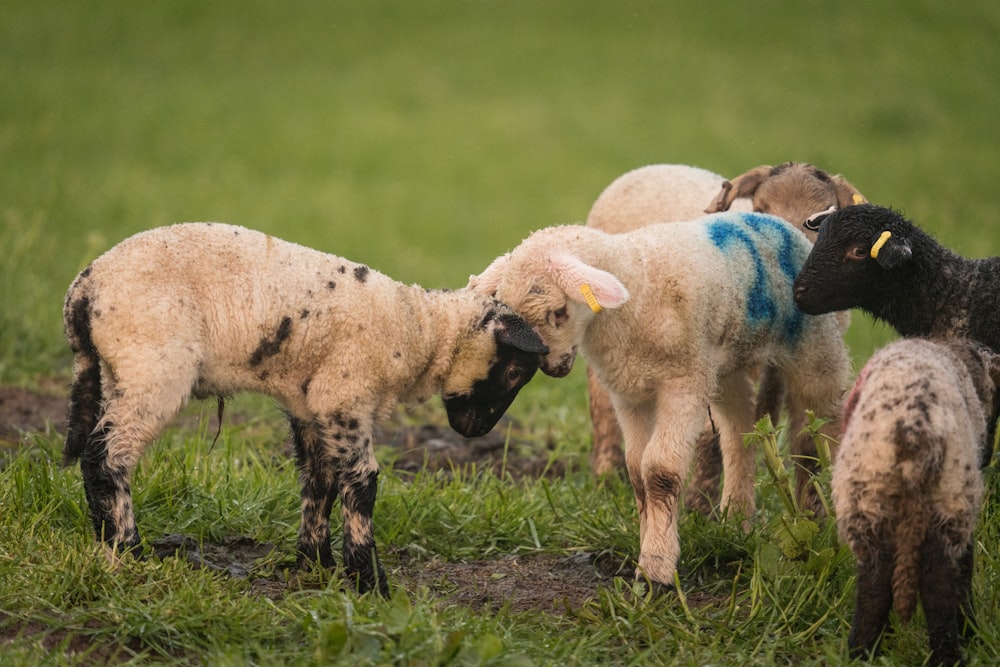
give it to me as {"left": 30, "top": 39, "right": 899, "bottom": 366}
{"left": 891, "top": 428, "right": 940, "bottom": 622}
{"left": 63, "top": 274, "right": 102, "bottom": 465}
{"left": 892, "top": 500, "right": 930, "bottom": 622}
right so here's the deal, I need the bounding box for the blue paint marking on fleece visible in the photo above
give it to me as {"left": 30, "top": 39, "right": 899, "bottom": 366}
{"left": 706, "top": 213, "right": 804, "bottom": 341}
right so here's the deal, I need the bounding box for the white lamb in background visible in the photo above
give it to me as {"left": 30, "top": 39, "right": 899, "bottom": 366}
{"left": 585, "top": 162, "right": 865, "bottom": 515}
{"left": 62, "top": 222, "right": 548, "bottom": 596}
{"left": 468, "top": 212, "right": 851, "bottom": 589}
{"left": 834, "top": 337, "right": 1000, "bottom": 666}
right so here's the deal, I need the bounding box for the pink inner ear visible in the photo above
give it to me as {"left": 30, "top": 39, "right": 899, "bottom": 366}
{"left": 549, "top": 253, "right": 630, "bottom": 309}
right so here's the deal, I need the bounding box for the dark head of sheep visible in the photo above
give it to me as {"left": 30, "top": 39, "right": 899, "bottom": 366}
{"left": 442, "top": 311, "right": 548, "bottom": 437}
{"left": 793, "top": 204, "right": 1000, "bottom": 348}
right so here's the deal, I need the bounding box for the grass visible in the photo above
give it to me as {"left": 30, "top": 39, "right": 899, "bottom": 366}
{"left": 3, "top": 0, "right": 1000, "bottom": 664}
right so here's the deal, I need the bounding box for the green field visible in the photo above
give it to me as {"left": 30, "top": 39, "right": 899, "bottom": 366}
{"left": 3, "top": 1, "right": 1000, "bottom": 664}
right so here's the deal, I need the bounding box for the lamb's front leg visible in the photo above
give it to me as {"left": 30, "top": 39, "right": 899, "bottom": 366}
{"left": 325, "top": 412, "right": 388, "bottom": 597}
{"left": 626, "top": 394, "right": 706, "bottom": 589}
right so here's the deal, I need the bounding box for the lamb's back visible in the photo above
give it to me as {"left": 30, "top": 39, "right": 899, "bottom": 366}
{"left": 834, "top": 339, "right": 985, "bottom": 524}
{"left": 619, "top": 213, "right": 814, "bottom": 353}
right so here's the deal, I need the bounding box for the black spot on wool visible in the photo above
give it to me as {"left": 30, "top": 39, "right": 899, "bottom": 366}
{"left": 249, "top": 316, "right": 293, "bottom": 366}
{"left": 354, "top": 265, "right": 369, "bottom": 283}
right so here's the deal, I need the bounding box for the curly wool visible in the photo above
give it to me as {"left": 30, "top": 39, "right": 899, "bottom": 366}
{"left": 834, "top": 336, "right": 1000, "bottom": 665}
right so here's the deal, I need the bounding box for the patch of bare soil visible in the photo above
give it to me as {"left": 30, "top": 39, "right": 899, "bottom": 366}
{"left": 0, "top": 384, "right": 67, "bottom": 446}
{"left": 394, "top": 551, "right": 632, "bottom": 615}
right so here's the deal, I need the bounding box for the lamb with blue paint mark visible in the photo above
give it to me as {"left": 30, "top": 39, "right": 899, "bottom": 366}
{"left": 584, "top": 162, "right": 865, "bottom": 517}
{"left": 468, "top": 211, "right": 851, "bottom": 589}
{"left": 62, "top": 222, "right": 547, "bottom": 596}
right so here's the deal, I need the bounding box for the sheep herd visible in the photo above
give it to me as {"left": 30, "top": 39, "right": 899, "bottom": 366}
{"left": 62, "top": 162, "right": 999, "bottom": 666}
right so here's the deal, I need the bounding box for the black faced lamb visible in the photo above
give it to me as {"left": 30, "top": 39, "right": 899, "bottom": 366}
{"left": 834, "top": 337, "right": 1000, "bottom": 666}
{"left": 794, "top": 204, "right": 1000, "bottom": 351}
{"left": 63, "top": 222, "right": 547, "bottom": 596}
{"left": 468, "top": 211, "right": 852, "bottom": 589}
{"left": 585, "top": 162, "right": 864, "bottom": 516}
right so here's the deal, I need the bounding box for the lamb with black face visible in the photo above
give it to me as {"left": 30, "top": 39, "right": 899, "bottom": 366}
{"left": 443, "top": 314, "right": 548, "bottom": 437}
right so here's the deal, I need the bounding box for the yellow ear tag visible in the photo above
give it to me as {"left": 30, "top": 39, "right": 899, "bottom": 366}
{"left": 852, "top": 193, "right": 866, "bottom": 205}
{"left": 870, "top": 230, "right": 892, "bottom": 259}
{"left": 579, "top": 284, "right": 602, "bottom": 313}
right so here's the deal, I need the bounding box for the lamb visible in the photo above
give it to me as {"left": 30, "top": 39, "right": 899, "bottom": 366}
{"left": 834, "top": 337, "right": 1000, "bottom": 665}
{"left": 794, "top": 204, "right": 1000, "bottom": 352}
{"left": 585, "top": 162, "right": 865, "bottom": 516}
{"left": 62, "top": 222, "right": 547, "bottom": 596}
{"left": 468, "top": 212, "right": 852, "bottom": 588}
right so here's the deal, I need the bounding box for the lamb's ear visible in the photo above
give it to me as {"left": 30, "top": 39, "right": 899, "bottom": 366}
{"left": 547, "top": 253, "right": 630, "bottom": 312}
{"left": 495, "top": 313, "right": 549, "bottom": 354}
{"left": 832, "top": 174, "right": 867, "bottom": 209}
{"left": 705, "top": 165, "right": 771, "bottom": 213}
{"left": 869, "top": 230, "right": 912, "bottom": 269}
{"left": 468, "top": 254, "right": 509, "bottom": 295}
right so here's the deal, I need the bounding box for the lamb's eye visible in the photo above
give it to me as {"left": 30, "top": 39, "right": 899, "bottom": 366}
{"left": 846, "top": 245, "right": 868, "bottom": 261}
{"left": 551, "top": 306, "right": 569, "bottom": 326}
{"left": 504, "top": 365, "right": 523, "bottom": 387}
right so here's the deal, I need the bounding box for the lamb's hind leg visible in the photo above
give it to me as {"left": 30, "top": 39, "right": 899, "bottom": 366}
{"left": 785, "top": 366, "right": 846, "bottom": 516}
{"left": 847, "top": 536, "right": 894, "bottom": 660}
{"left": 711, "top": 371, "right": 757, "bottom": 522}
{"left": 682, "top": 425, "right": 723, "bottom": 516}
{"left": 292, "top": 416, "right": 338, "bottom": 569}
{"left": 919, "top": 533, "right": 969, "bottom": 667}
{"left": 587, "top": 366, "right": 626, "bottom": 475}
{"left": 82, "top": 365, "right": 192, "bottom": 552}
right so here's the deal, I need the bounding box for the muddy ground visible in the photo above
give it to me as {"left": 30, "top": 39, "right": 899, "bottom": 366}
{"left": 1, "top": 384, "right": 638, "bottom": 634}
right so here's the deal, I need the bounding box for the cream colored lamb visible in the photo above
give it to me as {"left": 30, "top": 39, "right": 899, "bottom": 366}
{"left": 63, "top": 222, "right": 547, "bottom": 596}
{"left": 468, "top": 212, "right": 851, "bottom": 589}
{"left": 585, "top": 162, "right": 865, "bottom": 515}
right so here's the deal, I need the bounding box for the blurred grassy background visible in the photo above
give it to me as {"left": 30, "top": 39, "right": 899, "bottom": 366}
{"left": 3, "top": 0, "right": 1000, "bottom": 387}
{"left": 4, "top": 3, "right": 1000, "bottom": 663}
